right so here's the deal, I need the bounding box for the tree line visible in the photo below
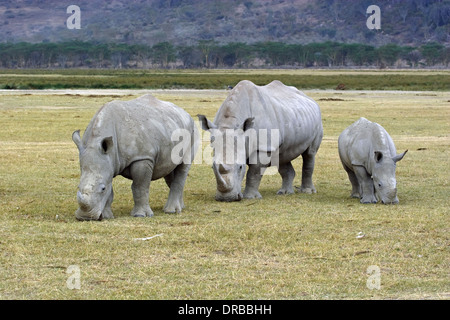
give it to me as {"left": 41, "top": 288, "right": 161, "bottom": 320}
{"left": 0, "top": 40, "right": 448, "bottom": 69}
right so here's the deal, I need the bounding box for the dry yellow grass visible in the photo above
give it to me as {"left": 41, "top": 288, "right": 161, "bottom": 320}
{"left": 0, "top": 84, "right": 449, "bottom": 299}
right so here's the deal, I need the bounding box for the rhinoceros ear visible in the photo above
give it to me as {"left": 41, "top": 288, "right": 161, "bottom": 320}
{"left": 197, "top": 114, "right": 216, "bottom": 131}
{"left": 72, "top": 130, "right": 84, "bottom": 153}
{"left": 392, "top": 149, "right": 408, "bottom": 163}
{"left": 374, "top": 151, "right": 383, "bottom": 163}
{"left": 101, "top": 136, "right": 114, "bottom": 154}
{"left": 241, "top": 117, "right": 255, "bottom": 132}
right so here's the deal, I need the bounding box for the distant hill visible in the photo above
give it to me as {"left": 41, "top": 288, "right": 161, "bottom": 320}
{"left": 1, "top": 0, "right": 449, "bottom": 47}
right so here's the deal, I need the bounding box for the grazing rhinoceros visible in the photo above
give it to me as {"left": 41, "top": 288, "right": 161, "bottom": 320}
{"left": 72, "top": 94, "right": 196, "bottom": 220}
{"left": 198, "top": 80, "right": 323, "bottom": 202}
{"left": 338, "top": 117, "right": 407, "bottom": 204}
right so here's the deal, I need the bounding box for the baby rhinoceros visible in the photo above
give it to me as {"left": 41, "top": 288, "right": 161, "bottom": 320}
{"left": 338, "top": 117, "right": 407, "bottom": 204}
{"left": 72, "top": 94, "right": 196, "bottom": 221}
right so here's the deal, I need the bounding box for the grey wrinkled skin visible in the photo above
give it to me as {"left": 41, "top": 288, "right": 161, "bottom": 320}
{"left": 198, "top": 80, "right": 323, "bottom": 202}
{"left": 338, "top": 117, "right": 407, "bottom": 205}
{"left": 72, "top": 94, "right": 196, "bottom": 220}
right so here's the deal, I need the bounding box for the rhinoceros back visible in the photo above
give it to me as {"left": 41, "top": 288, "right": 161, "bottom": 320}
{"left": 214, "top": 80, "right": 322, "bottom": 162}
{"left": 83, "top": 94, "right": 194, "bottom": 179}
{"left": 338, "top": 117, "right": 397, "bottom": 170}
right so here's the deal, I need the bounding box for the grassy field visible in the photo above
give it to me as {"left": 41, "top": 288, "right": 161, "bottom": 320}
{"left": 0, "top": 68, "right": 449, "bottom": 91}
{"left": 0, "top": 70, "right": 449, "bottom": 300}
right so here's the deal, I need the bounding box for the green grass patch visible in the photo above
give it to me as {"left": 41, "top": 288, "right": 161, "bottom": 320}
{"left": 0, "top": 69, "right": 449, "bottom": 91}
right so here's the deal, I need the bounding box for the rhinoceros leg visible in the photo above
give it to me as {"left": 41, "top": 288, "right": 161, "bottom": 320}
{"left": 277, "top": 162, "right": 295, "bottom": 195}
{"left": 353, "top": 166, "right": 377, "bottom": 204}
{"left": 298, "top": 149, "right": 317, "bottom": 194}
{"left": 102, "top": 188, "right": 114, "bottom": 219}
{"left": 243, "top": 164, "right": 263, "bottom": 199}
{"left": 342, "top": 163, "right": 361, "bottom": 198}
{"left": 164, "top": 171, "right": 175, "bottom": 188}
{"left": 129, "top": 160, "right": 154, "bottom": 217}
{"left": 163, "top": 163, "right": 190, "bottom": 213}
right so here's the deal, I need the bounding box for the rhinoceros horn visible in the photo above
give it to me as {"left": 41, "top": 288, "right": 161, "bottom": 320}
{"left": 72, "top": 130, "right": 84, "bottom": 153}
{"left": 213, "top": 163, "right": 228, "bottom": 191}
{"left": 392, "top": 149, "right": 408, "bottom": 163}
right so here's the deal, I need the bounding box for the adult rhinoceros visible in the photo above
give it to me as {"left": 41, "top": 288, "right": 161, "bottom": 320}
{"left": 72, "top": 94, "right": 196, "bottom": 220}
{"left": 198, "top": 80, "right": 323, "bottom": 202}
{"left": 338, "top": 117, "right": 407, "bottom": 204}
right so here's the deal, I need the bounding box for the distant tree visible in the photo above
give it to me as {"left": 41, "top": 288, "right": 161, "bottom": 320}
{"left": 152, "top": 42, "right": 176, "bottom": 68}
{"left": 443, "top": 47, "right": 450, "bottom": 67}
{"left": 321, "top": 42, "right": 345, "bottom": 66}
{"left": 291, "top": 44, "right": 315, "bottom": 67}
{"left": 209, "top": 43, "right": 226, "bottom": 67}
{"left": 377, "top": 44, "right": 404, "bottom": 66}
{"left": 256, "top": 42, "right": 291, "bottom": 66}
{"left": 177, "top": 45, "right": 202, "bottom": 68}
{"left": 197, "top": 40, "right": 217, "bottom": 68}
{"left": 398, "top": 7, "right": 409, "bottom": 23}
{"left": 93, "top": 43, "right": 111, "bottom": 68}
{"left": 420, "top": 42, "right": 444, "bottom": 66}
{"left": 221, "top": 42, "right": 250, "bottom": 67}
{"left": 110, "top": 44, "right": 131, "bottom": 69}
{"left": 304, "top": 42, "right": 330, "bottom": 66}
{"left": 405, "top": 49, "right": 422, "bottom": 67}
{"left": 129, "top": 44, "right": 151, "bottom": 68}
{"left": 344, "top": 43, "right": 376, "bottom": 66}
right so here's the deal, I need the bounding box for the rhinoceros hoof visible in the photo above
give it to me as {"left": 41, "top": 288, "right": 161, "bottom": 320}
{"left": 163, "top": 202, "right": 183, "bottom": 214}
{"left": 360, "top": 197, "right": 377, "bottom": 204}
{"left": 277, "top": 188, "right": 294, "bottom": 195}
{"left": 102, "top": 208, "right": 114, "bottom": 219}
{"left": 131, "top": 206, "right": 154, "bottom": 217}
{"left": 243, "top": 191, "right": 262, "bottom": 199}
{"left": 351, "top": 192, "right": 361, "bottom": 199}
{"left": 295, "top": 186, "right": 317, "bottom": 194}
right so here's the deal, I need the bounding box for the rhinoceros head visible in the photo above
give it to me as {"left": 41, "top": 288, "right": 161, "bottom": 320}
{"left": 72, "top": 130, "right": 114, "bottom": 220}
{"left": 372, "top": 149, "right": 407, "bottom": 204}
{"left": 198, "top": 115, "right": 254, "bottom": 201}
